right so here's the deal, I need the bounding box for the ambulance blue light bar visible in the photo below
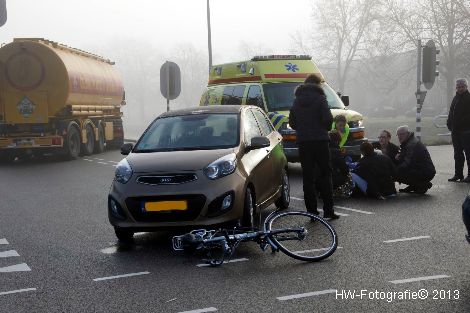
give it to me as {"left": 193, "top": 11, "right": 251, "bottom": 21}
{"left": 251, "top": 55, "right": 312, "bottom": 61}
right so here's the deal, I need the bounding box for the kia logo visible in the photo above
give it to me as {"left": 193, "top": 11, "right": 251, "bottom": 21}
{"left": 160, "top": 178, "right": 172, "bottom": 183}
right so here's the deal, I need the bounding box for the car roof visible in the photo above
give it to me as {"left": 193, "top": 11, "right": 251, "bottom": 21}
{"left": 159, "top": 105, "right": 245, "bottom": 118}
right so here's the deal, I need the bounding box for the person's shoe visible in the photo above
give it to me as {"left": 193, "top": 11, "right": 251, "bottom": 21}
{"left": 463, "top": 176, "right": 470, "bottom": 183}
{"left": 323, "top": 213, "right": 340, "bottom": 220}
{"left": 399, "top": 185, "right": 414, "bottom": 193}
{"left": 448, "top": 175, "right": 464, "bottom": 182}
{"left": 414, "top": 182, "right": 433, "bottom": 194}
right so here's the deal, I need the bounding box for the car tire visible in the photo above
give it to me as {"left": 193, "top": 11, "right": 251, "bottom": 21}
{"left": 114, "top": 227, "right": 134, "bottom": 242}
{"left": 242, "top": 187, "right": 259, "bottom": 229}
{"left": 275, "top": 169, "right": 290, "bottom": 210}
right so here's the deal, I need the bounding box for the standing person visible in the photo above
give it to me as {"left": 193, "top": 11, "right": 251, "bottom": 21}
{"left": 372, "top": 130, "right": 400, "bottom": 163}
{"left": 395, "top": 125, "right": 436, "bottom": 194}
{"left": 289, "top": 74, "right": 339, "bottom": 219}
{"left": 331, "top": 114, "right": 349, "bottom": 148}
{"left": 447, "top": 78, "right": 470, "bottom": 183}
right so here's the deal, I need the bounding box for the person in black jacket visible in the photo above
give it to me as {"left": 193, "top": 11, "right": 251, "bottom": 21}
{"left": 395, "top": 125, "right": 436, "bottom": 194}
{"left": 372, "top": 130, "right": 400, "bottom": 164}
{"left": 447, "top": 78, "right": 470, "bottom": 183}
{"left": 289, "top": 74, "right": 339, "bottom": 219}
{"left": 351, "top": 142, "right": 397, "bottom": 199}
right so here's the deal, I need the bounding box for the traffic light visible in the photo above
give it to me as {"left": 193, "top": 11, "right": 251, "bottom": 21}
{"left": 422, "top": 40, "right": 439, "bottom": 90}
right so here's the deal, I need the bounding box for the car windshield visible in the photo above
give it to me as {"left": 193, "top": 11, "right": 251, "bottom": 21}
{"left": 134, "top": 113, "right": 240, "bottom": 152}
{"left": 263, "top": 82, "right": 345, "bottom": 111}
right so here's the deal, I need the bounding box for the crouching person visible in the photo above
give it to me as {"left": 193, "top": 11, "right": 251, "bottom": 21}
{"left": 395, "top": 125, "right": 436, "bottom": 194}
{"left": 351, "top": 142, "right": 397, "bottom": 199}
{"left": 329, "top": 130, "right": 354, "bottom": 198}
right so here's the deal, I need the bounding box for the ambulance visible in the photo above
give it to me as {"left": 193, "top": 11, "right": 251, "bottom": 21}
{"left": 199, "top": 55, "right": 366, "bottom": 162}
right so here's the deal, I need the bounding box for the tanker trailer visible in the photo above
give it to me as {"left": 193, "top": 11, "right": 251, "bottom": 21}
{"left": 0, "top": 38, "right": 126, "bottom": 160}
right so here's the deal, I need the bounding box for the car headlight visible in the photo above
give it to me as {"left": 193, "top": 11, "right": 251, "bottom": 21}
{"left": 204, "top": 153, "right": 237, "bottom": 180}
{"left": 115, "top": 158, "right": 133, "bottom": 184}
{"left": 358, "top": 120, "right": 364, "bottom": 127}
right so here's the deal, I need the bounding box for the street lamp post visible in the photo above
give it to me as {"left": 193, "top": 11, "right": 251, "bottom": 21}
{"left": 207, "top": 0, "right": 212, "bottom": 73}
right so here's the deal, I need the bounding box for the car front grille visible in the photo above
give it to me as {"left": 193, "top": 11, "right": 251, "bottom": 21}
{"left": 136, "top": 174, "right": 197, "bottom": 185}
{"left": 125, "top": 194, "right": 206, "bottom": 222}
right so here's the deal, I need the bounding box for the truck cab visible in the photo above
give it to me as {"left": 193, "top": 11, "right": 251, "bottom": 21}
{"left": 200, "top": 55, "right": 366, "bottom": 162}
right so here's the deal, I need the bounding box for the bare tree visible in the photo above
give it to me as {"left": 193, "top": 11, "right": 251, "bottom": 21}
{"left": 309, "top": 0, "right": 382, "bottom": 92}
{"left": 385, "top": 0, "right": 470, "bottom": 107}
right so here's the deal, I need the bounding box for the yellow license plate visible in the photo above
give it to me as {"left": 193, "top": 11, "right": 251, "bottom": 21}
{"left": 144, "top": 201, "right": 188, "bottom": 212}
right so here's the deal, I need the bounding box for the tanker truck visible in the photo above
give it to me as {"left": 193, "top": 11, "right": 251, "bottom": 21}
{"left": 0, "top": 38, "right": 125, "bottom": 161}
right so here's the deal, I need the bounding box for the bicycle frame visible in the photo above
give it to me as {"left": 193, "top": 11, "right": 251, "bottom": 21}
{"left": 172, "top": 209, "right": 309, "bottom": 266}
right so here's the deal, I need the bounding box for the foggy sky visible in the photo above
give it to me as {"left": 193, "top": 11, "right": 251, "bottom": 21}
{"left": 0, "top": 0, "right": 312, "bottom": 63}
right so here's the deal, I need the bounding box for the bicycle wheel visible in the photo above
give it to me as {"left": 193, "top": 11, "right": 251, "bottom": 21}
{"left": 266, "top": 211, "right": 337, "bottom": 262}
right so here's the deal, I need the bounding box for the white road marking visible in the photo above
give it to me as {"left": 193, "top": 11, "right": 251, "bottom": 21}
{"left": 97, "top": 162, "right": 108, "bottom": 165}
{"left": 293, "top": 246, "right": 342, "bottom": 254}
{"left": 0, "top": 238, "right": 8, "bottom": 245}
{"left": 318, "top": 209, "right": 349, "bottom": 217}
{"left": 83, "top": 159, "right": 94, "bottom": 162}
{"left": 0, "top": 250, "right": 20, "bottom": 258}
{"left": 178, "top": 308, "right": 218, "bottom": 313}
{"left": 0, "top": 263, "right": 31, "bottom": 273}
{"left": 384, "top": 236, "right": 431, "bottom": 243}
{"left": 290, "top": 198, "right": 350, "bottom": 216}
{"left": 389, "top": 275, "right": 450, "bottom": 284}
{"left": 196, "top": 258, "right": 249, "bottom": 267}
{"left": 334, "top": 206, "right": 374, "bottom": 215}
{"left": 93, "top": 158, "right": 105, "bottom": 161}
{"left": 93, "top": 271, "right": 150, "bottom": 282}
{"left": 277, "top": 289, "right": 337, "bottom": 301}
{"left": 0, "top": 288, "right": 37, "bottom": 296}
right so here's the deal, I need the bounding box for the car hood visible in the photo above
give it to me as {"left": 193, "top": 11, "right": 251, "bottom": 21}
{"left": 126, "top": 148, "right": 236, "bottom": 173}
{"left": 331, "top": 108, "right": 363, "bottom": 121}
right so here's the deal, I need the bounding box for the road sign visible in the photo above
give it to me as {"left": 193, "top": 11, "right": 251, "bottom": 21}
{"left": 0, "top": 0, "right": 6, "bottom": 27}
{"left": 160, "top": 61, "right": 181, "bottom": 101}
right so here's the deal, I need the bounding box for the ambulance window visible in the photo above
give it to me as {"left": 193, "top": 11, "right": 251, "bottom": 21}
{"left": 247, "top": 85, "right": 264, "bottom": 109}
{"left": 222, "top": 85, "right": 245, "bottom": 105}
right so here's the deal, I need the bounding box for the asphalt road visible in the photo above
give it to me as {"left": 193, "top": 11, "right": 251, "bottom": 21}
{"left": 1, "top": 145, "right": 469, "bottom": 313}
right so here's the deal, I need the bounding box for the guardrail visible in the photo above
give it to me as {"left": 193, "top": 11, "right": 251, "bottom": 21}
{"left": 433, "top": 114, "right": 451, "bottom": 137}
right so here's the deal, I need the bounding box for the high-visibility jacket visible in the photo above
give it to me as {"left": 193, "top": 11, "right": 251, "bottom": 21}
{"left": 331, "top": 122, "right": 349, "bottom": 147}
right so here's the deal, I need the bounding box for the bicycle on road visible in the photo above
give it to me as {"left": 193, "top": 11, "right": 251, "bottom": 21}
{"left": 172, "top": 210, "right": 338, "bottom": 266}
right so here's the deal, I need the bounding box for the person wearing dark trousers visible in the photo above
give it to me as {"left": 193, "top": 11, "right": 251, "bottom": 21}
{"left": 447, "top": 78, "right": 470, "bottom": 183}
{"left": 395, "top": 125, "right": 436, "bottom": 194}
{"left": 289, "top": 74, "right": 339, "bottom": 219}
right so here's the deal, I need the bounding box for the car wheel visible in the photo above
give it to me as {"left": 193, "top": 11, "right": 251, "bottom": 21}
{"left": 114, "top": 227, "right": 134, "bottom": 242}
{"left": 242, "top": 187, "right": 259, "bottom": 229}
{"left": 275, "top": 170, "right": 290, "bottom": 210}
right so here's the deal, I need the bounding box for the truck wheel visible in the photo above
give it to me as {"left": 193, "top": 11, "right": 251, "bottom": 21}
{"left": 94, "top": 124, "right": 105, "bottom": 154}
{"left": 82, "top": 124, "right": 95, "bottom": 155}
{"left": 64, "top": 126, "right": 80, "bottom": 159}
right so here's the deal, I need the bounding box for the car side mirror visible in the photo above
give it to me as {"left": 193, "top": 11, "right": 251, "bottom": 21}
{"left": 246, "top": 136, "right": 270, "bottom": 152}
{"left": 120, "top": 143, "right": 133, "bottom": 155}
{"left": 341, "top": 95, "right": 349, "bottom": 107}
